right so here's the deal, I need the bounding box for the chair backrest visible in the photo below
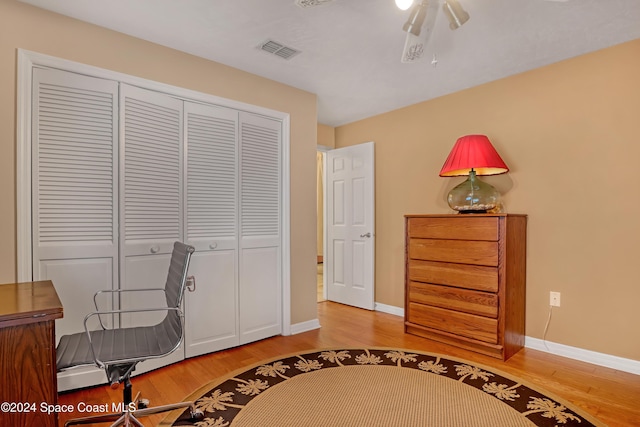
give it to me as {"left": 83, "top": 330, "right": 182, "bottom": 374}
{"left": 155, "top": 242, "right": 195, "bottom": 353}
{"left": 164, "top": 241, "right": 195, "bottom": 309}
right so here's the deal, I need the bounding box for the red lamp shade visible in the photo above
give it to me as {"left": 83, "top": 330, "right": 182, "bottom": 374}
{"left": 439, "top": 135, "right": 509, "bottom": 177}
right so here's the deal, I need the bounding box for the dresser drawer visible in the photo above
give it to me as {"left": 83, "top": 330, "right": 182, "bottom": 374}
{"left": 409, "top": 238, "right": 499, "bottom": 266}
{"left": 408, "top": 302, "right": 498, "bottom": 344}
{"left": 408, "top": 217, "right": 499, "bottom": 241}
{"left": 408, "top": 282, "right": 498, "bottom": 318}
{"left": 408, "top": 260, "right": 498, "bottom": 292}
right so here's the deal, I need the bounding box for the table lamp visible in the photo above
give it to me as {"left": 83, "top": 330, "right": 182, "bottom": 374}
{"left": 439, "top": 134, "right": 509, "bottom": 213}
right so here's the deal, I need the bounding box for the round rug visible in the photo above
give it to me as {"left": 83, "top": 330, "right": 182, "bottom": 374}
{"left": 164, "top": 348, "right": 607, "bottom": 427}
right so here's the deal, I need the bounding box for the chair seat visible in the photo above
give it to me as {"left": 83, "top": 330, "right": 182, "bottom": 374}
{"left": 57, "top": 321, "right": 181, "bottom": 371}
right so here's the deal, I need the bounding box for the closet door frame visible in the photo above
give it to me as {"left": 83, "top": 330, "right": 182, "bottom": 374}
{"left": 16, "top": 49, "right": 292, "bottom": 337}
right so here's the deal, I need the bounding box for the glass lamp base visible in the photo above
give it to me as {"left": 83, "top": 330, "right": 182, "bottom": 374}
{"left": 447, "top": 170, "right": 500, "bottom": 214}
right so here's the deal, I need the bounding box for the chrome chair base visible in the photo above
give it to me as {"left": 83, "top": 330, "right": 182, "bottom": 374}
{"left": 64, "top": 401, "right": 198, "bottom": 427}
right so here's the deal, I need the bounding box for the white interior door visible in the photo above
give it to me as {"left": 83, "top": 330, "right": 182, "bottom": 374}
{"left": 325, "top": 142, "right": 375, "bottom": 310}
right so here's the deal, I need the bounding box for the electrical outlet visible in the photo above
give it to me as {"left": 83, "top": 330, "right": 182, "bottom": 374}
{"left": 550, "top": 291, "right": 561, "bottom": 307}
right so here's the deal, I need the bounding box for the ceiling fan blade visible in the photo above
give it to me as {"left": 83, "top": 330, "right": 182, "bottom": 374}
{"left": 401, "top": 0, "right": 439, "bottom": 63}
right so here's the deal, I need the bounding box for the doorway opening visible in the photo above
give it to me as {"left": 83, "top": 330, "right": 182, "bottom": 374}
{"left": 317, "top": 149, "right": 326, "bottom": 302}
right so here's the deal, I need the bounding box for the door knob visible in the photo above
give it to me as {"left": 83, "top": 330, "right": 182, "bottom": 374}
{"left": 360, "top": 232, "right": 372, "bottom": 238}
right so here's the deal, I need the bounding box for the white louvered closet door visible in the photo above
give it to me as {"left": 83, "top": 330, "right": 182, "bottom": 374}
{"left": 32, "top": 68, "right": 119, "bottom": 390}
{"left": 238, "top": 112, "right": 282, "bottom": 344}
{"left": 119, "top": 84, "right": 185, "bottom": 372}
{"left": 184, "top": 102, "right": 240, "bottom": 357}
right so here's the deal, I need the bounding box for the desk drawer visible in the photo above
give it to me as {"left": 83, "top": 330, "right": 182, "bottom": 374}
{"left": 408, "top": 260, "right": 498, "bottom": 292}
{"left": 408, "top": 282, "right": 498, "bottom": 318}
{"left": 408, "top": 217, "right": 499, "bottom": 241}
{"left": 408, "top": 302, "right": 498, "bottom": 344}
{"left": 409, "top": 238, "right": 499, "bottom": 266}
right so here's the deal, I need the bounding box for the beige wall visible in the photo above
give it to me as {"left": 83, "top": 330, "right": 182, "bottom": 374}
{"left": 317, "top": 123, "right": 336, "bottom": 149}
{"left": 0, "top": 0, "right": 319, "bottom": 324}
{"left": 335, "top": 39, "right": 640, "bottom": 361}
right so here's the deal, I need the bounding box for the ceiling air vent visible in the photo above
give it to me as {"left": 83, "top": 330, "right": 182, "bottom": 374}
{"left": 295, "top": 0, "right": 335, "bottom": 8}
{"left": 259, "top": 40, "right": 301, "bottom": 60}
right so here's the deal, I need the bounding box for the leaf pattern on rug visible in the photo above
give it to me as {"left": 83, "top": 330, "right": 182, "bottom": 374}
{"left": 195, "top": 389, "right": 243, "bottom": 412}
{"left": 384, "top": 350, "right": 418, "bottom": 366}
{"left": 319, "top": 350, "right": 351, "bottom": 366}
{"left": 418, "top": 356, "right": 447, "bottom": 374}
{"left": 294, "top": 355, "right": 323, "bottom": 372}
{"left": 483, "top": 382, "right": 521, "bottom": 401}
{"left": 455, "top": 364, "right": 495, "bottom": 382}
{"left": 523, "top": 397, "right": 583, "bottom": 424}
{"left": 255, "top": 361, "right": 290, "bottom": 379}
{"left": 170, "top": 349, "right": 601, "bottom": 427}
{"left": 355, "top": 349, "right": 383, "bottom": 365}
{"left": 231, "top": 378, "right": 270, "bottom": 396}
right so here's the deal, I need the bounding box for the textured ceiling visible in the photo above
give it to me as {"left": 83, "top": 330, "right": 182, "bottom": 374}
{"left": 19, "top": 0, "right": 640, "bottom": 126}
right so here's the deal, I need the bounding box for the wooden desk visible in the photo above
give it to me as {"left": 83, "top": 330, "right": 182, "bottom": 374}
{"left": 0, "top": 280, "right": 63, "bottom": 427}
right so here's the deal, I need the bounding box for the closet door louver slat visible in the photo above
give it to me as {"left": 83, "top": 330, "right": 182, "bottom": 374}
{"left": 186, "top": 108, "right": 237, "bottom": 240}
{"left": 35, "top": 82, "right": 116, "bottom": 244}
{"left": 121, "top": 87, "right": 183, "bottom": 246}
{"left": 240, "top": 118, "right": 280, "bottom": 238}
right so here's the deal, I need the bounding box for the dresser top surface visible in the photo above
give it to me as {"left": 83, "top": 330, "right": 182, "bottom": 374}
{"left": 405, "top": 213, "right": 527, "bottom": 218}
{"left": 0, "top": 280, "right": 63, "bottom": 323}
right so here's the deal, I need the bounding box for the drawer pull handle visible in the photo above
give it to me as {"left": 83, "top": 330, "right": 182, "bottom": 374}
{"left": 150, "top": 246, "right": 160, "bottom": 254}
{"left": 209, "top": 243, "right": 218, "bottom": 250}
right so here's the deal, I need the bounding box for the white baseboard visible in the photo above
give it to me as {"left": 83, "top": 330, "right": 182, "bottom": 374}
{"left": 288, "top": 302, "right": 405, "bottom": 335}
{"left": 289, "top": 318, "right": 321, "bottom": 335}
{"left": 525, "top": 336, "right": 640, "bottom": 375}
{"left": 371, "top": 304, "right": 640, "bottom": 376}
{"left": 293, "top": 305, "right": 640, "bottom": 375}
{"left": 374, "top": 302, "right": 404, "bottom": 317}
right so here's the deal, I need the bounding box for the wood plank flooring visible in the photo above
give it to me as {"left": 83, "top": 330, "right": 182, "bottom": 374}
{"left": 58, "top": 301, "right": 640, "bottom": 426}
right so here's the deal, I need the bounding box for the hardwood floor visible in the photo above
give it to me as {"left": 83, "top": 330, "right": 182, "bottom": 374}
{"left": 58, "top": 301, "right": 640, "bottom": 426}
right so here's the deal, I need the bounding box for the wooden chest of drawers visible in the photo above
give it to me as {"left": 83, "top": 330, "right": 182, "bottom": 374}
{"left": 404, "top": 214, "right": 527, "bottom": 360}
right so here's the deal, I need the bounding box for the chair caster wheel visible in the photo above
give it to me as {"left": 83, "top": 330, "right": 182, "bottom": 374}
{"left": 138, "top": 398, "right": 150, "bottom": 409}
{"left": 190, "top": 408, "right": 204, "bottom": 421}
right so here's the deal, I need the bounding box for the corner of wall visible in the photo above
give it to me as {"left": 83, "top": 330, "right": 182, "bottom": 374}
{"left": 317, "top": 123, "right": 336, "bottom": 149}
